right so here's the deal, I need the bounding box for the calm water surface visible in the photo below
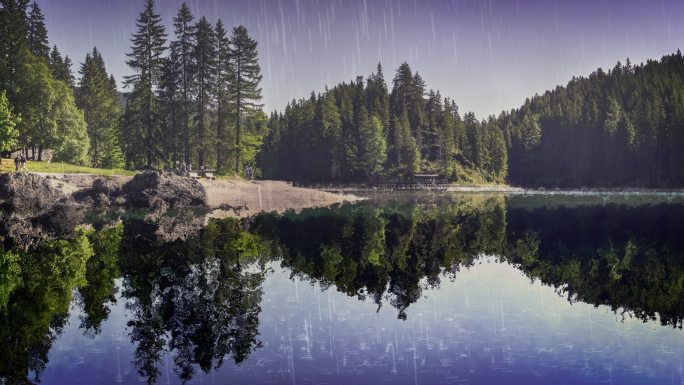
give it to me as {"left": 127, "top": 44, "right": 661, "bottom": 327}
{"left": 2, "top": 193, "right": 684, "bottom": 385}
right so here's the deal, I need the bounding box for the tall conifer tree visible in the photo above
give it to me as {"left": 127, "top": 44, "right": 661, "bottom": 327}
{"left": 229, "top": 25, "right": 262, "bottom": 174}
{"left": 214, "top": 19, "right": 232, "bottom": 174}
{"left": 170, "top": 2, "right": 195, "bottom": 165}
{"left": 124, "top": 0, "right": 167, "bottom": 167}
{"left": 192, "top": 16, "right": 215, "bottom": 168}
{"left": 27, "top": 2, "right": 49, "bottom": 59}
{"left": 77, "top": 47, "right": 124, "bottom": 168}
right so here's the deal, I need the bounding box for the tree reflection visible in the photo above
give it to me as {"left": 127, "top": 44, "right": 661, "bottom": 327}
{"left": 120, "top": 218, "right": 267, "bottom": 384}
{"left": 2, "top": 197, "right": 684, "bottom": 384}
{"left": 504, "top": 202, "right": 684, "bottom": 328}
{"left": 0, "top": 229, "right": 93, "bottom": 384}
{"left": 253, "top": 197, "right": 507, "bottom": 319}
{"left": 78, "top": 223, "right": 123, "bottom": 335}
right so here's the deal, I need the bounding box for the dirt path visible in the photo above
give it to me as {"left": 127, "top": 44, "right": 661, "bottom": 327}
{"left": 201, "top": 179, "right": 360, "bottom": 218}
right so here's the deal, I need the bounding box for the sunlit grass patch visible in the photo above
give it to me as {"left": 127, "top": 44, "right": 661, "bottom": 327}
{"left": 0, "top": 158, "right": 135, "bottom": 176}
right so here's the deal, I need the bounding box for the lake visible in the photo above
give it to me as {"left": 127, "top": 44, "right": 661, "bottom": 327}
{"left": 2, "top": 192, "right": 684, "bottom": 385}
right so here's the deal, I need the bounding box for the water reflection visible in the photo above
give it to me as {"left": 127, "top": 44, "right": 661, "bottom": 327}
{"left": 1, "top": 195, "right": 683, "bottom": 384}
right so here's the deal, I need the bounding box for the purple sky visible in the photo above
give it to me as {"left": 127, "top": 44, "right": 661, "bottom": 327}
{"left": 38, "top": 0, "right": 684, "bottom": 118}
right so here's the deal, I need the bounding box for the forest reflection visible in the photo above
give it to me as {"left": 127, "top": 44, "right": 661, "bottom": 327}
{"left": 1, "top": 195, "right": 683, "bottom": 384}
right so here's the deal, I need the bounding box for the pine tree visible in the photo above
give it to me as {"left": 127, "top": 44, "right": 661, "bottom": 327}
{"left": 229, "top": 25, "right": 263, "bottom": 175}
{"left": 192, "top": 16, "right": 216, "bottom": 168}
{"left": 214, "top": 19, "right": 232, "bottom": 174}
{"left": 170, "top": 2, "right": 195, "bottom": 165}
{"left": 49, "top": 45, "right": 75, "bottom": 87}
{"left": 62, "top": 55, "right": 75, "bottom": 88}
{"left": 359, "top": 113, "right": 386, "bottom": 177}
{"left": 158, "top": 52, "right": 181, "bottom": 165}
{"left": 27, "top": 2, "right": 49, "bottom": 60}
{"left": 77, "top": 47, "right": 124, "bottom": 168}
{"left": 0, "top": 0, "right": 30, "bottom": 99}
{"left": 366, "top": 62, "right": 390, "bottom": 128}
{"left": 390, "top": 62, "right": 425, "bottom": 169}
{"left": 123, "top": 0, "right": 167, "bottom": 168}
{"left": 397, "top": 109, "right": 419, "bottom": 175}
{"left": 424, "top": 90, "right": 443, "bottom": 162}
{"left": 256, "top": 111, "right": 282, "bottom": 178}
{"left": 49, "top": 45, "right": 63, "bottom": 75}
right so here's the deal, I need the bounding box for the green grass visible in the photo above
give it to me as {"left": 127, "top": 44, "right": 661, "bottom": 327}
{"left": 1, "top": 158, "right": 135, "bottom": 176}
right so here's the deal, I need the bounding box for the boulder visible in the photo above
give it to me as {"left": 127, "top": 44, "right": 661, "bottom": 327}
{"left": 0, "top": 172, "right": 65, "bottom": 216}
{"left": 0, "top": 173, "right": 84, "bottom": 248}
{"left": 120, "top": 171, "right": 207, "bottom": 211}
{"left": 119, "top": 171, "right": 209, "bottom": 242}
{"left": 73, "top": 177, "right": 121, "bottom": 207}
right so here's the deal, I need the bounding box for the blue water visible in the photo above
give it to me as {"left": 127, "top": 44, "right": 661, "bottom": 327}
{"left": 4, "top": 194, "right": 684, "bottom": 385}
{"left": 36, "top": 260, "right": 681, "bottom": 385}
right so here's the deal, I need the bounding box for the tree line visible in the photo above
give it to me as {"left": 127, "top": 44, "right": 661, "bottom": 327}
{"left": 3, "top": 0, "right": 684, "bottom": 186}
{"left": 257, "top": 62, "right": 508, "bottom": 184}
{"left": 0, "top": 0, "right": 264, "bottom": 173}
{"left": 123, "top": 0, "right": 263, "bottom": 173}
{"left": 500, "top": 51, "right": 684, "bottom": 187}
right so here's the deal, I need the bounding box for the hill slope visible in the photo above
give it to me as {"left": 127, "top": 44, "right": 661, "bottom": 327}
{"left": 501, "top": 51, "right": 684, "bottom": 188}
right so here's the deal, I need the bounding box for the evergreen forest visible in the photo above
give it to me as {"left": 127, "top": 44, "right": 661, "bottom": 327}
{"left": 2, "top": 0, "right": 684, "bottom": 187}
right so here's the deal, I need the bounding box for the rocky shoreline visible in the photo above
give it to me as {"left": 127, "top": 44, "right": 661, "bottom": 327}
{"left": 0, "top": 171, "right": 360, "bottom": 248}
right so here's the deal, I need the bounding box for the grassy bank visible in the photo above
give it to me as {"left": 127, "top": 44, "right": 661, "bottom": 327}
{"left": 0, "top": 158, "right": 135, "bottom": 176}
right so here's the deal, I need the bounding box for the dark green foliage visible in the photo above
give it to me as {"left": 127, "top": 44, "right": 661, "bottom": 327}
{"left": 48, "top": 45, "right": 74, "bottom": 87}
{"left": 26, "top": 2, "right": 49, "bottom": 60}
{"left": 0, "top": 90, "right": 20, "bottom": 152}
{"left": 158, "top": 51, "right": 182, "bottom": 166}
{"left": 503, "top": 52, "right": 684, "bottom": 187}
{"left": 120, "top": 218, "right": 266, "bottom": 384}
{"left": 192, "top": 17, "right": 216, "bottom": 168}
{"left": 0, "top": 0, "right": 30, "bottom": 98}
{"left": 0, "top": 229, "right": 93, "bottom": 384}
{"left": 505, "top": 202, "right": 684, "bottom": 328}
{"left": 13, "top": 49, "right": 89, "bottom": 164}
{"left": 123, "top": 0, "right": 167, "bottom": 168}
{"left": 229, "top": 25, "right": 263, "bottom": 174}
{"left": 257, "top": 63, "right": 507, "bottom": 183}
{"left": 170, "top": 2, "right": 195, "bottom": 165}
{"left": 77, "top": 47, "right": 124, "bottom": 168}
{"left": 213, "top": 19, "right": 232, "bottom": 174}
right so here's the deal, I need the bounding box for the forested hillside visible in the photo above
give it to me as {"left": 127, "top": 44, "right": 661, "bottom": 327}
{"left": 501, "top": 51, "right": 684, "bottom": 187}
{"left": 259, "top": 52, "right": 684, "bottom": 187}
{"left": 3, "top": 0, "right": 683, "bottom": 187}
{"left": 257, "top": 63, "right": 507, "bottom": 184}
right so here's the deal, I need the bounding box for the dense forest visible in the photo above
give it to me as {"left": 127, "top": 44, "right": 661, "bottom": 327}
{"left": 257, "top": 62, "right": 508, "bottom": 184}
{"left": 2, "top": 1, "right": 684, "bottom": 186}
{"left": 502, "top": 51, "right": 684, "bottom": 187}
{"left": 258, "top": 52, "right": 684, "bottom": 187}
{"left": 0, "top": 0, "right": 264, "bottom": 173}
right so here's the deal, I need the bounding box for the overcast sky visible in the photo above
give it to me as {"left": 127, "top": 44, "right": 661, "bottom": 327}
{"left": 38, "top": 0, "right": 684, "bottom": 118}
